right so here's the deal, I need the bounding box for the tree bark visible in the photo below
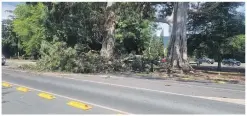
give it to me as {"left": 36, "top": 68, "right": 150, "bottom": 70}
{"left": 217, "top": 55, "right": 222, "bottom": 71}
{"left": 100, "top": 2, "right": 116, "bottom": 60}
{"left": 217, "top": 60, "right": 222, "bottom": 71}
{"left": 166, "top": 2, "right": 193, "bottom": 74}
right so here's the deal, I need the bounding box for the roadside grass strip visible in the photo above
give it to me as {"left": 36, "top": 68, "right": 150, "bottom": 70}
{"left": 38, "top": 92, "right": 56, "bottom": 100}
{"left": 16, "top": 87, "right": 30, "bottom": 92}
{"left": 2, "top": 82, "right": 12, "bottom": 88}
{"left": 67, "top": 101, "right": 92, "bottom": 110}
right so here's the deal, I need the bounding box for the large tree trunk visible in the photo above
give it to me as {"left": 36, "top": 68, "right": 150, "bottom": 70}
{"left": 167, "top": 2, "right": 193, "bottom": 74}
{"left": 217, "top": 60, "right": 222, "bottom": 71}
{"left": 100, "top": 2, "right": 116, "bottom": 60}
{"left": 217, "top": 54, "right": 222, "bottom": 71}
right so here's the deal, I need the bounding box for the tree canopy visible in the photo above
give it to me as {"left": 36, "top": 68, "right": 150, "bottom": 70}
{"left": 2, "top": 2, "right": 245, "bottom": 73}
{"left": 187, "top": 2, "right": 245, "bottom": 70}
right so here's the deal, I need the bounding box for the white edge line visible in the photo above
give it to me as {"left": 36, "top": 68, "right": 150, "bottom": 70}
{"left": 3, "top": 81, "right": 132, "bottom": 115}
{"left": 70, "top": 78, "right": 246, "bottom": 99}
{"left": 102, "top": 75, "right": 245, "bottom": 92}
{"left": 3, "top": 68, "right": 245, "bottom": 92}
{"left": 43, "top": 76, "right": 245, "bottom": 105}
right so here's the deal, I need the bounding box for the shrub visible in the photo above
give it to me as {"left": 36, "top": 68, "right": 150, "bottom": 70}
{"left": 36, "top": 41, "right": 160, "bottom": 74}
{"left": 74, "top": 51, "right": 129, "bottom": 73}
{"left": 37, "top": 41, "right": 76, "bottom": 72}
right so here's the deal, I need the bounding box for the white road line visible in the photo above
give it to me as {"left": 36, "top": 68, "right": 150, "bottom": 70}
{"left": 104, "top": 74, "right": 245, "bottom": 91}
{"left": 146, "top": 79, "right": 245, "bottom": 91}
{"left": 3, "top": 81, "right": 132, "bottom": 115}
{"left": 3, "top": 68, "right": 245, "bottom": 92}
{"left": 59, "top": 76, "right": 246, "bottom": 104}
{"left": 51, "top": 73, "right": 245, "bottom": 93}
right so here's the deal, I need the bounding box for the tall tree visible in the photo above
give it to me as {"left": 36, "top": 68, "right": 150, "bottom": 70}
{"left": 187, "top": 2, "right": 245, "bottom": 70}
{"left": 43, "top": 2, "right": 106, "bottom": 51}
{"left": 114, "top": 3, "right": 157, "bottom": 55}
{"left": 2, "top": 19, "right": 21, "bottom": 58}
{"left": 100, "top": 2, "right": 116, "bottom": 60}
{"left": 13, "top": 3, "right": 47, "bottom": 59}
{"left": 155, "top": 2, "right": 228, "bottom": 74}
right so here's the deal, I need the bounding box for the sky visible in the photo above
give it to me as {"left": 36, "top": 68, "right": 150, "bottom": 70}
{"left": 2, "top": 2, "right": 245, "bottom": 36}
{"left": 2, "top": 2, "right": 22, "bottom": 19}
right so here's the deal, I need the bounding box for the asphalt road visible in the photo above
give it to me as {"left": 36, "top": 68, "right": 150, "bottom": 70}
{"left": 2, "top": 68, "right": 245, "bottom": 114}
{"left": 2, "top": 86, "right": 116, "bottom": 114}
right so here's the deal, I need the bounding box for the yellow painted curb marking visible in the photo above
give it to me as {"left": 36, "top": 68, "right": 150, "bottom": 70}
{"left": 67, "top": 101, "right": 92, "bottom": 110}
{"left": 16, "top": 87, "right": 29, "bottom": 92}
{"left": 2, "top": 82, "right": 12, "bottom": 87}
{"left": 38, "top": 93, "right": 55, "bottom": 100}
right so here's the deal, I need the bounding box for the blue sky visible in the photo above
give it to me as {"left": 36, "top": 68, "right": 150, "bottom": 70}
{"left": 2, "top": 2, "right": 23, "bottom": 19}
{"left": 2, "top": 2, "right": 245, "bottom": 36}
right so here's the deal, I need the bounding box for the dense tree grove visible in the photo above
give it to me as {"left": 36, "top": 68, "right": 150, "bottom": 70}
{"left": 187, "top": 2, "right": 245, "bottom": 70}
{"left": 2, "top": 2, "right": 245, "bottom": 74}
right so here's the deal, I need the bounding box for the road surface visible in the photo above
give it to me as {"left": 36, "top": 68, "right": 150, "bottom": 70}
{"left": 2, "top": 67, "right": 245, "bottom": 114}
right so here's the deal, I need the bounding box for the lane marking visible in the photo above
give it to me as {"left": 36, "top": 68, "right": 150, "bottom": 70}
{"left": 16, "top": 87, "right": 30, "bottom": 92}
{"left": 38, "top": 93, "right": 56, "bottom": 100}
{"left": 64, "top": 77, "right": 245, "bottom": 92}
{"left": 51, "top": 77, "right": 245, "bottom": 105}
{"left": 67, "top": 101, "right": 92, "bottom": 110}
{"left": 108, "top": 75, "right": 245, "bottom": 90}
{"left": 3, "top": 68, "right": 245, "bottom": 91}
{"left": 3, "top": 81, "right": 131, "bottom": 115}
{"left": 2, "top": 82, "right": 12, "bottom": 88}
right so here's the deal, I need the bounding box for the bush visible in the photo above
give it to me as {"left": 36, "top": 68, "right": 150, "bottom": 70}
{"left": 143, "top": 36, "right": 164, "bottom": 61}
{"left": 74, "top": 51, "right": 129, "bottom": 73}
{"left": 131, "top": 56, "right": 144, "bottom": 71}
{"left": 74, "top": 51, "right": 102, "bottom": 73}
{"left": 36, "top": 41, "right": 164, "bottom": 74}
{"left": 37, "top": 41, "right": 76, "bottom": 72}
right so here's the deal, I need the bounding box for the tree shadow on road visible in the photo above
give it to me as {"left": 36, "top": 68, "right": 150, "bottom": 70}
{"left": 2, "top": 88, "right": 14, "bottom": 104}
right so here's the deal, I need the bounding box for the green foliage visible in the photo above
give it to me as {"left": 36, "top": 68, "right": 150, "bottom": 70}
{"left": 37, "top": 41, "right": 77, "bottom": 71}
{"left": 13, "top": 3, "right": 47, "bottom": 58}
{"left": 9, "top": 2, "right": 245, "bottom": 73}
{"left": 143, "top": 36, "right": 164, "bottom": 60}
{"left": 37, "top": 41, "right": 129, "bottom": 73}
{"left": 187, "top": 2, "right": 245, "bottom": 63}
{"left": 114, "top": 3, "right": 157, "bottom": 55}
{"left": 2, "top": 19, "right": 22, "bottom": 57}
{"left": 229, "top": 35, "right": 245, "bottom": 51}
{"left": 74, "top": 51, "right": 129, "bottom": 73}
{"left": 6, "top": 2, "right": 162, "bottom": 73}
{"left": 225, "top": 34, "right": 245, "bottom": 62}
{"left": 115, "top": 19, "right": 155, "bottom": 55}
{"left": 43, "top": 2, "right": 105, "bottom": 50}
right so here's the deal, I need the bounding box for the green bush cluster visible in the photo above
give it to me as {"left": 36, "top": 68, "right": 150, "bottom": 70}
{"left": 36, "top": 40, "right": 166, "bottom": 73}
{"left": 37, "top": 41, "right": 77, "bottom": 72}
{"left": 37, "top": 41, "right": 133, "bottom": 73}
